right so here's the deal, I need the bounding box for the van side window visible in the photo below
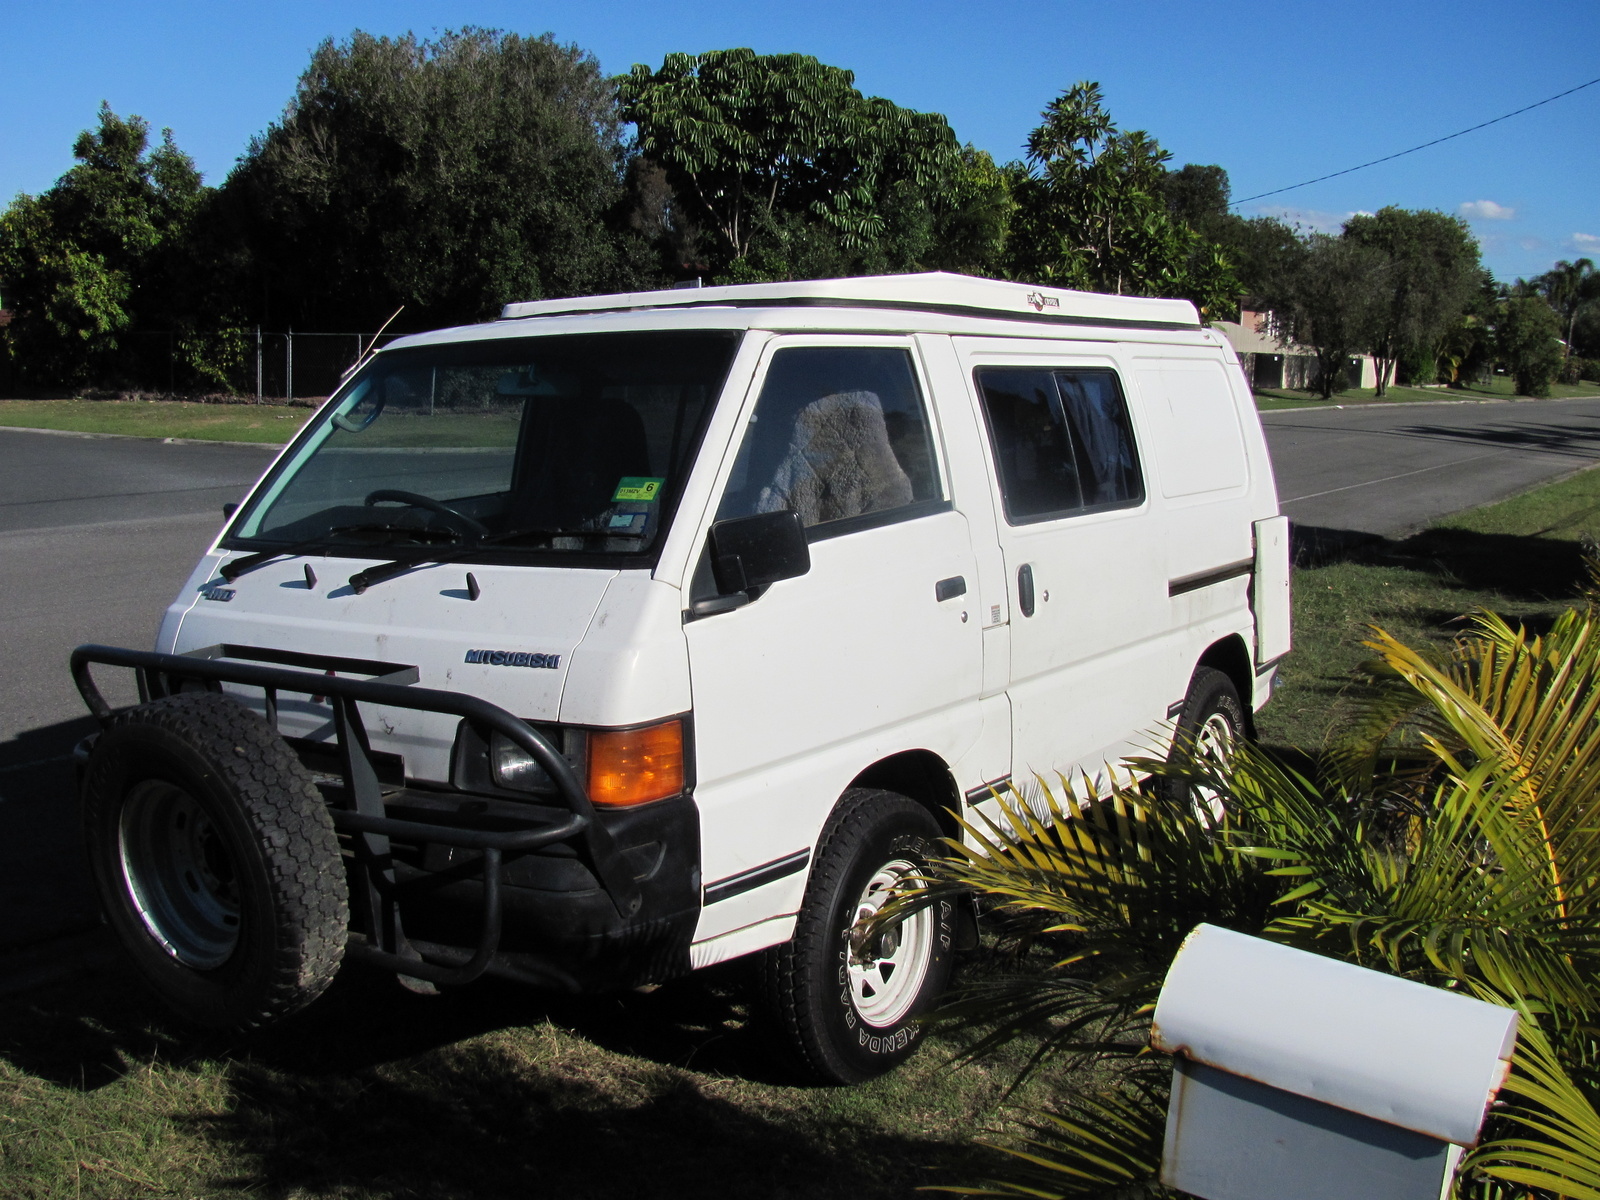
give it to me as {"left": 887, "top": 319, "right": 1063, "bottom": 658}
{"left": 716, "top": 346, "right": 944, "bottom": 536}
{"left": 974, "top": 367, "right": 1144, "bottom": 524}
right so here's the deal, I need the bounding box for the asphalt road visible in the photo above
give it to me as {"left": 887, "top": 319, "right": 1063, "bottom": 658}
{"left": 3, "top": 396, "right": 1600, "bottom": 960}
{"left": 1263, "top": 395, "right": 1600, "bottom": 536}
{"left": 0, "top": 430, "right": 276, "bottom": 955}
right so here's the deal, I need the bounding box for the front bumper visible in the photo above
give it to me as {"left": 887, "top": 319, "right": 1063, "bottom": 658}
{"left": 70, "top": 642, "right": 699, "bottom": 992}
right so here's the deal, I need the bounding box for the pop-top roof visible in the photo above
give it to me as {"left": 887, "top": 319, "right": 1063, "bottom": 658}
{"left": 499, "top": 271, "right": 1201, "bottom": 331}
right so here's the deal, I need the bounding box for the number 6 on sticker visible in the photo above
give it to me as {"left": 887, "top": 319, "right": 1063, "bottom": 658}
{"left": 613, "top": 476, "right": 664, "bottom": 501}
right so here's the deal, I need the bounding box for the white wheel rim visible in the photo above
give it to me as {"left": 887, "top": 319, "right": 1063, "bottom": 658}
{"left": 1191, "top": 711, "right": 1237, "bottom": 822}
{"left": 845, "top": 858, "right": 933, "bottom": 1028}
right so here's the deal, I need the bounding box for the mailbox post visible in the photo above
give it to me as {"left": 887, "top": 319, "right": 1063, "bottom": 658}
{"left": 1151, "top": 924, "right": 1518, "bottom": 1200}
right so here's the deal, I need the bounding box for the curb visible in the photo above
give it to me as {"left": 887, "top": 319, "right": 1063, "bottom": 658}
{"left": 0, "top": 425, "right": 286, "bottom": 449}
{"left": 1261, "top": 393, "right": 1600, "bottom": 415}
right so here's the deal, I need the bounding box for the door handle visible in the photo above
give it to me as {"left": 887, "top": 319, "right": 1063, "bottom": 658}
{"left": 1017, "top": 563, "right": 1036, "bottom": 618}
{"left": 935, "top": 575, "right": 967, "bottom": 602}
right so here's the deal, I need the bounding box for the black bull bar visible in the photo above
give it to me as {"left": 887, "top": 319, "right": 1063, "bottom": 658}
{"left": 70, "top": 643, "right": 644, "bottom": 989}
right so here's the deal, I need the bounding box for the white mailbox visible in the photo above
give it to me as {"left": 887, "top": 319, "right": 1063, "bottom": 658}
{"left": 1151, "top": 924, "right": 1518, "bottom": 1200}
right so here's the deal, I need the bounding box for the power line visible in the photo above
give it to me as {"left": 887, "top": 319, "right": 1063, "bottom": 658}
{"left": 1234, "top": 74, "right": 1600, "bottom": 207}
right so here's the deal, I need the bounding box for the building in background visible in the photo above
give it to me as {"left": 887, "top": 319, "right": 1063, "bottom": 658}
{"left": 1211, "top": 308, "right": 1378, "bottom": 393}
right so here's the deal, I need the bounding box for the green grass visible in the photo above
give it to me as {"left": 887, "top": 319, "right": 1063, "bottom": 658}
{"left": 340, "top": 411, "right": 523, "bottom": 448}
{"left": 1254, "top": 374, "right": 1600, "bottom": 411}
{"left": 0, "top": 401, "right": 526, "bottom": 449}
{"left": 0, "top": 399, "right": 314, "bottom": 443}
{"left": 1257, "top": 464, "right": 1600, "bottom": 752}
{"left": 0, "top": 953, "right": 1047, "bottom": 1199}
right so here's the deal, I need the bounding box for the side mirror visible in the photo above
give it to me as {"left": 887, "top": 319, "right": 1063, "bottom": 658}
{"left": 708, "top": 509, "right": 810, "bottom": 595}
{"left": 222, "top": 502, "right": 238, "bottom": 519}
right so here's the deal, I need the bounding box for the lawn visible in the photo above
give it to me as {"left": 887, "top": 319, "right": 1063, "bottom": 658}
{"left": 0, "top": 950, "right": 1041, "bottom": 1199}
{"left": 7, "top": 458, "right": 1600, "bottom": 1197}
{"left": 1254, "top": 374, "right": 1600, "bottom": 412}
{"left": 0, "top": 398, "right": 315, "bottom": 443}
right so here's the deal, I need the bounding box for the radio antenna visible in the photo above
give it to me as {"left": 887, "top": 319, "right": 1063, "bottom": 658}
{"left": 341, "top": 305, "right": 406, "bottom": 381}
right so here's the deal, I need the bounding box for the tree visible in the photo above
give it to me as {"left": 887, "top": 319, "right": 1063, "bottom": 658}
{"left": 220, "top": 29, "right": 640, "bottom": 331}
{"left": 1160, "top": 163, "right": 1229, "bottom": 233}
{"left": 618, "top": 49, "right": 966, "bottom": 280}
{"left": 1435, "top": 269, "right": 1498, "bottom": 388}
{"left": 1343, "top": 206, "right": 1482, "bottom": 395}
{"left": 923, "top": 146, "right": 1015, "bottom": 277}
{"left": 1267, "top": 234, "right": 1384, "bottom": 399}
{"left": 0, "top": 104, "right": 205, "bottom": 387}
{"left": 1529, "top": 258, "right": 1600, "bottom": 361}
{"left": 1005, "top": 82, "right": 1240, "bottom": 317}
{"left": 1498, "top": 292, "right": 1565, "bottom": 397}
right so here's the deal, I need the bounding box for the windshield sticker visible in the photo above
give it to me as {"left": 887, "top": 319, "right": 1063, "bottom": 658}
{"left": 612, "top": 477, "right": 664, "bottom": 502}
{"left": 608, "top": 513, "right": 646, "bottom": 530}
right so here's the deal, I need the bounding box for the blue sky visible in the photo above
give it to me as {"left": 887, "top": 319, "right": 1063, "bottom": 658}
{"left": 3, "top": 0, "right": 1596, "bottom": 283}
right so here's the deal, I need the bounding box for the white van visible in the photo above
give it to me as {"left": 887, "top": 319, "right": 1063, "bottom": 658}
{"left": 72, "top": 273, "right": 1289, "bottom": 1083}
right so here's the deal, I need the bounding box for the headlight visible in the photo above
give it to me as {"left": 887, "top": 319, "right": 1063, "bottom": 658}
{"left": 489, "top": 730, "right": 556, "bottom": 793}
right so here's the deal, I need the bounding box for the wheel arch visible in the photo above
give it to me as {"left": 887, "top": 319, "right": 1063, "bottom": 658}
{"left": 848, "top": 750, "right": 962, "bottom": 843}
{"left": 1196, "top": 634, "right": 1256, "bottom": 738}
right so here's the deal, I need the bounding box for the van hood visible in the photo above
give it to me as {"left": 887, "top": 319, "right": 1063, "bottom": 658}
{"left": 170, "top": 552, "right": 616, "bottom": 781}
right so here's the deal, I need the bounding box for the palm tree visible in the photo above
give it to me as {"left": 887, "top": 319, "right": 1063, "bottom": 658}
{"left": 1533, "top": 259, "right": 1599, "bottom": 361}
{"left": 904, "top": 592, "right": 1600, "bottom": 1197}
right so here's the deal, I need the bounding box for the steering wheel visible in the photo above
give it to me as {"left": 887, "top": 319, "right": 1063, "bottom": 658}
{"left": 364, "top": 489, "right": 490, "bottom": 538}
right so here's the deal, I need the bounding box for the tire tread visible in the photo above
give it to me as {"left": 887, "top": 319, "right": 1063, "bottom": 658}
{"left": 759, "top": 787, "right": 945, "bottom": 1083}
{"left": 84, "top": 692, "right": 347, "bottom": 1028}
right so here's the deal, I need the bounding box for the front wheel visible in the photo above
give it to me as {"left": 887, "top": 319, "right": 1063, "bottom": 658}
{"left": 760, "top": 789, "right": 955, "bottom": 1084}
{"left": 81, "top": 692, "right": 348, "bottom": 1029}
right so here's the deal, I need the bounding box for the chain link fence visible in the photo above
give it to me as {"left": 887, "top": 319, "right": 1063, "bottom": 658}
{"left": 0, "top": 329, "right": 404, "bottom": 401}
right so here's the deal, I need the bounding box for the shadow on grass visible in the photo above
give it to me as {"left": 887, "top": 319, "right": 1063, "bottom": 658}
{"left": 203, "top": 1040, "right": 976, "bottom": 1199}
{"left": 0, "top": 954, "right": 784, "bottom": 1091}
{"left": 0, "top": 957, "right": 994, "bottom": 1198}
{"left": 1293, "top": 521, "right": 1587, "bottom": 605}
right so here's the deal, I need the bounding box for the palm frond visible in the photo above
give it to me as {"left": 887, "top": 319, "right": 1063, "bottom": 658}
{"left": 897, "top": 772, "right": 1283, "bottom": 1086}
{"left": 1469, "top": 1004, "right": 1600, "bottom": 1200}
{"left": 1367, "top": 613, "right": 1600, "bottom": 920}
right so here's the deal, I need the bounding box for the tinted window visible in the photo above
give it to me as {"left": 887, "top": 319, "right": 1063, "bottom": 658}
{"left": 716, "top": 347, "right": 943, "bottom": 534}
{"left": 974, "top": 367, "right": 1143, "bottom": 524}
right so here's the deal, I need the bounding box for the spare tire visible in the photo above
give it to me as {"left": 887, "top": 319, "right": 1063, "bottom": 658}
{"left": 81, "top": 691, "right": 348, "bottom": 1028}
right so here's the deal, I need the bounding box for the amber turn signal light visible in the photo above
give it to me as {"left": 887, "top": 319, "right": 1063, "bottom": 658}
{"left": 587, "top": 719, "right": 684, "bottom": 807}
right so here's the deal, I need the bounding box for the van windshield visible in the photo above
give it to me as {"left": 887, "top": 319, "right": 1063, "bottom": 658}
{"left": 228, "top": 331, "right": 740, "bottom": 564}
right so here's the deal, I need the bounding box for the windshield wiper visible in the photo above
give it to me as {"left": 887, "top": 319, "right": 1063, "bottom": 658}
{"left": 219, "top": 523, "right": 463, "bottom": 582}
{"left": 347, "top": 526, "right": 646, "bottom": 594}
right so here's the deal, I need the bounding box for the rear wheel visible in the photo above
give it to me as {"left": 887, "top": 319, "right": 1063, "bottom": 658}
{"left": 82, "top": 692, "right": 348, "bottom": 1028}
{"left": 760, "top": 789, "right": 955, "bottom": 1083}
{"left": 1164, "top": 666, "right": 1247, "bottom": 819}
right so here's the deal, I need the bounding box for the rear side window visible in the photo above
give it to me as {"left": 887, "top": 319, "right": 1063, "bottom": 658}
{"left": 974, "top": 367, "right": 1144, "bottom": 524}
{"left": 716, "top": 346, "right": 944, "bottom": 536}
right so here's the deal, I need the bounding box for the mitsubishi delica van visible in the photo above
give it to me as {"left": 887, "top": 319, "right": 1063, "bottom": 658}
{"left": 71, "top": 273, "right": 1290, "bottom": 1084}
